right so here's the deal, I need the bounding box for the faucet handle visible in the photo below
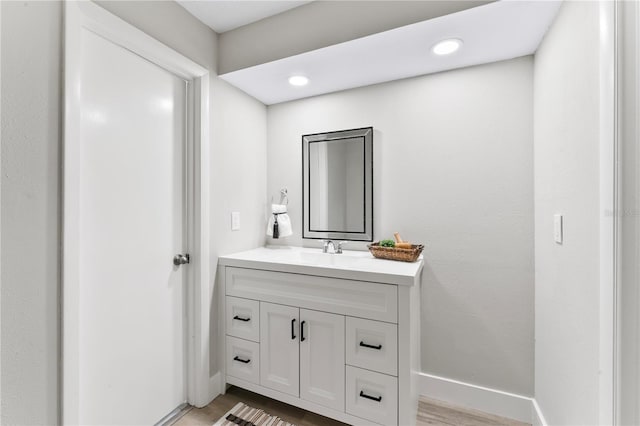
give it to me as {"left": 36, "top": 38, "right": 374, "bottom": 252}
{"left": 336, "top": 241, "right": 348, "bottom": 254}
{"left": 322, "top": 239, "right": 332, "bottom": 253}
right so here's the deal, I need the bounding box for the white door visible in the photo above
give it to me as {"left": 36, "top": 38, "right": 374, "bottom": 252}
{"left": 74, "top": 25, "right": 187, "bottom": 425}
{"left": 260, "top": 302, "right": 300, "bottom": 396}
{"left": 300, "top": 309, "right": 345, "bottom": 411}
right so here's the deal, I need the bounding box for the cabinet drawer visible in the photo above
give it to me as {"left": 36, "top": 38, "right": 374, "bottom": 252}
{"left": 226, "top": 296, "right": 260, "bottom": 342}
{"left": 346, "top": 366, "right": 398, "bottom": 426}
{"left": 226, "top": 267, "right": 397, "bottom": 323}
{"left": 346, "top": 317, "right": 397, "bottom": 376}
{"left": 226, "top": 336, "right": 260, "bottom": 385}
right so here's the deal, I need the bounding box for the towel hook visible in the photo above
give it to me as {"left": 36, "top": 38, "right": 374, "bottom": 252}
{"left": 279, "top": 188, "right": 288, "bottom": 205}
{"left": 271, "top": 188, "right": 288, "bottom": 206}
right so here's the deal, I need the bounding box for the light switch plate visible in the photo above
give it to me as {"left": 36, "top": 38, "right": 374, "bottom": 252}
{"left": 554, "top": 214, "right": 563, "bottom": 244}
{"left": 231, "top": 211, "right": 240, "bottom": 231}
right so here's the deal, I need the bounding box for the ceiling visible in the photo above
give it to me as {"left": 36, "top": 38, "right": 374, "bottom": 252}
{"left": 219, "top": 1, "right": 560, "bottom": 105}
{"left": 177, "top": 0, "right": 313, "bottom": 33}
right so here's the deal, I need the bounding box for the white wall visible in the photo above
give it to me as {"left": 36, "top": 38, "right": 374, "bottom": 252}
{"left": 267, "top": 56, "right": 534, "bottom": 396}
{"left": 1, "top": 2, "right": 62, "bottom": 424}
{"left": 0, "top": 1, "right": 267, "bottom": 423}
{"left": 208, "top": 79, "right": 267, "bottom": 372}
{"left": 533, "top": 2, "right": 602, "bottom": 425}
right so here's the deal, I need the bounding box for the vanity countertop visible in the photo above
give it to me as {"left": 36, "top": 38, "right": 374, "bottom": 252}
{"left": 218, "top": 245, "right": 423, "bottom": 286}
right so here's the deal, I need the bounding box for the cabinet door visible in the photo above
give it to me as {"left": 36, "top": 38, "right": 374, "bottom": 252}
{"left": 260, "top": 302, "right": 299, "bottom": 396}
{"left": 299, "top": 309, "right": 345, "bottom": 411}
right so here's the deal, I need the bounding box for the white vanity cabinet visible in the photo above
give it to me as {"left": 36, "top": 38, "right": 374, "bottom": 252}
{"left": 219, "top": 247, "right": 423, "bottom": 426}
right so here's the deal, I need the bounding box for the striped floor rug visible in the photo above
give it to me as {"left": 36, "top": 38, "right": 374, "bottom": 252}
{"left": 213, "top": 402, "right": 296, "bottom": 426}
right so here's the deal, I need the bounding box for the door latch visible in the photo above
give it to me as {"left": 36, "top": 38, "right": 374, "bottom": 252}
{"left": 173, "top": 253, "right": 190, "bottom": 266}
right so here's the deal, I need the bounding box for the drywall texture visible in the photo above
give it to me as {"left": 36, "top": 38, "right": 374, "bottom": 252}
{"left": 1, "top": 2, "right": 62, "bottom": 424}
{"left": 218, "top": 0, "right": 491, "bottom": 74}
{"left": 267, "top": 56, "right": 534, "bottom": 396}
{"left": 533, "top": 2, "right": 601, "bottom": 425}
{"left": 208, "top": 79, "right": 267, "bottom": 373}
{"left": 1, "top": 1, "right": 266, "bottom": 423}
{"left": 95, "top": 0, "right": 216, "bottom": 71}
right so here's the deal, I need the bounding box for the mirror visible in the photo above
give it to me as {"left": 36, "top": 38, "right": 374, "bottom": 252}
{"left": 302, "top": 127, "right": 373, "bottom": 242}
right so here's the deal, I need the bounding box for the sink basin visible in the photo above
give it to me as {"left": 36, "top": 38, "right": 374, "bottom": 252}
{"left": 296, "top": 251, "right": 367, "bottom": 268}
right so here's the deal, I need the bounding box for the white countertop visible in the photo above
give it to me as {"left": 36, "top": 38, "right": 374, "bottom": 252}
{"left": 218, "top": 246, "right": 423, "bottom": 286}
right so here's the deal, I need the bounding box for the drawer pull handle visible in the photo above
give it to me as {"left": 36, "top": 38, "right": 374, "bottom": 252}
{"left": 233, "top": 356, "right": 250, "bottom": 364}
{"left": 359, "top": 390, "right": 382, "bottom": 402}
{"left": 360, "top": 341, "right": 382, "bottom": 350}
{"left": 291, "top": 318, "right": 296, "bottom": 340}
{"left": 300, "top": 321, "right": 306, "bottom": 342}
{"left": 233, "top": 315, "right": 251, "bottom": 322}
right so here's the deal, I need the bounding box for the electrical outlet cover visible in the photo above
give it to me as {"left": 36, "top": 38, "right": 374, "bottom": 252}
{"left": 231, "top": 212, "right": 240, "bottom": 231}
{"left": 554, "top": 214, "right": 563, "bottom": 244}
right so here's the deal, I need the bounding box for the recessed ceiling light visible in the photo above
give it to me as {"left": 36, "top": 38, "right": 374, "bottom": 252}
{"left": 432, "top": 39, "right": 463, "bottom": 56}
{"left": 288, "top": 75, "right": 309, "bottom": 86}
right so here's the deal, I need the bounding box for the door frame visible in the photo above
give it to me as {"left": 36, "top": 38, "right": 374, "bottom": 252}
{"left": 614, "top": 2, "right": 640, "bottom": 424}
{"left": 599, "top": 2, "right": 616, "bottom": 425}
{"left": 63, "top": 2, "right": 211, "bottom": 423}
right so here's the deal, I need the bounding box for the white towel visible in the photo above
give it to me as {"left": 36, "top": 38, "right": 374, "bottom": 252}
{"left": 267, "top": 204, "right": 292, "bottom": 238}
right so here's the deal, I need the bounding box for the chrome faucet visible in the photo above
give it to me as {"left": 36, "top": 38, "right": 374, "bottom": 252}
{"left": 322, "top": 240, "right": 347, "bottom": 254}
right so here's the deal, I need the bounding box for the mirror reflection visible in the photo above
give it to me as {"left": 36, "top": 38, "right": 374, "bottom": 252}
{"left": 309, "top": 137, "right": 364, "bottom": 232}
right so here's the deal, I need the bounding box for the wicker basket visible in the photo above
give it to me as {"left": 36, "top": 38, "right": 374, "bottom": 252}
{"left": 367, "top": 242, "right": 424, "bottom": 262}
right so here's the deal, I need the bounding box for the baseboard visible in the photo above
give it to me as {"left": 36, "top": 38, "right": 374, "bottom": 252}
{"left": 419, "top": 373, "right": 533, "bottom": 424}
{"left": 531, "top": 399, "right": 547, "bottom": 426}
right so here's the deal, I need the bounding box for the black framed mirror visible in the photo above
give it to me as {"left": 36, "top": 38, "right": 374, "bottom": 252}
{"left": 302, "top": 127, "right": 373, "bottom": 242}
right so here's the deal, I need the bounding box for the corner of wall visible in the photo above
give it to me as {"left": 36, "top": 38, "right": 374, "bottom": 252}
{"left": 533, "top": 1, "right": 604, "bottom": 424}
{"left": 532, "top": 399, "right": 548, "bottom": 426}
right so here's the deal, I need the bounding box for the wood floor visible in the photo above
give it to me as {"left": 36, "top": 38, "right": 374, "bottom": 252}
{"left": 171, "top": 386, "right": 530, "bottom": 426}
{"left": 417, "top": 399, "right": 530, "bottom": 426}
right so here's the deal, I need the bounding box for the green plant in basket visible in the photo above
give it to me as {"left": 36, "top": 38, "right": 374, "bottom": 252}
{"left": 380, "top": 239, "right": 395, "bottom": 248}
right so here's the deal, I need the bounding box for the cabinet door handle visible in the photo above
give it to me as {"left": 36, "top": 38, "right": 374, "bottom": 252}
{"left": 233, "top": 356, "right": 250, "bottom": 364}
{"left": 233, "top": 315, "right": 251, "bottom": 322}
{"left": 359, "top": 341, "right": 382, "bottom": 350}
{"left": 300, "top": 321, "right": 306, "bottom": 342}
{"left": 359, "top": 390, "right": 382, "bottom": 402}
{"left": 291, "top": 318, "right": 296, "bottom": 340}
